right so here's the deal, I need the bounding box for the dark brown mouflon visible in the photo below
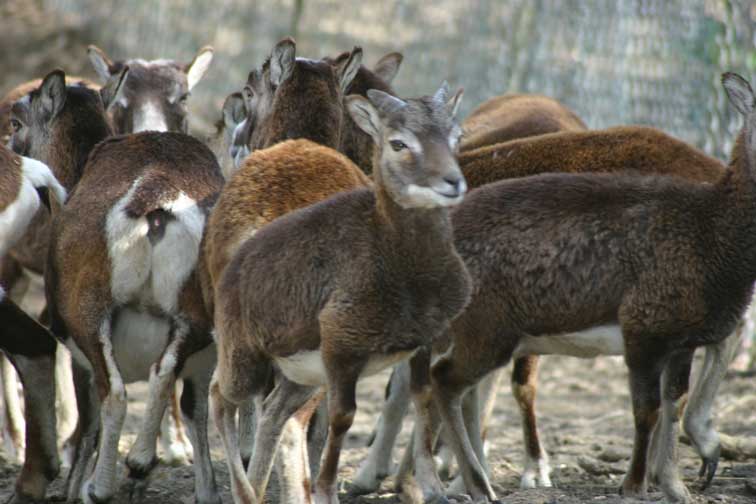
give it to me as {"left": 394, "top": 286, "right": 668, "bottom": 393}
{"left": 10, "top": 69, "right": 223, "bottom": 504}
{"left": 424, "top": 72, "right": 756, "bottom": 504}
{"left": 210, "top": 84, "right": 469, "bottom": 504}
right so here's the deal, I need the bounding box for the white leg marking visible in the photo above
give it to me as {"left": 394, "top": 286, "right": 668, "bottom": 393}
{"left": 87, "top": 318, "right": 127, "bottom": 502}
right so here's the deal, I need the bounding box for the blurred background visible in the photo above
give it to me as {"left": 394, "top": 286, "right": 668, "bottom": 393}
{"left": 1, "top": 0, "right": 754, "bottom": 160}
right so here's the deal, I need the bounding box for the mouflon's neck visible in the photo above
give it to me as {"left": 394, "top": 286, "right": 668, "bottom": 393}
{"left": 373, "top": 183, "right": 456, "bottom": 264}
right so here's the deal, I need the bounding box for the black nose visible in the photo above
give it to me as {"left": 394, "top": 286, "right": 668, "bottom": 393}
{"left": 444, "top": 177, "right": 461, "bottom": 191}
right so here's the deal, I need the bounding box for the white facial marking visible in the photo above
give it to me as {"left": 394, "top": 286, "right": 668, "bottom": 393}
{"left": 134, "top": 101, "right": 168, "bottom": 132}
{"left": 106, "top": 180, "right": 205, "bottom": 314}
{"left": 513, "top": 324, "right": 624, "bottom": 359}
{"left": 402, "top": 183, "right": 465, "bottom": 209}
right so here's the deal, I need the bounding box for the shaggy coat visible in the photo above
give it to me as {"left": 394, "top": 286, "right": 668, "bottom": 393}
{"left": 427, "top": 75, "right": 756, "bottom": 504}
{"left": 202, "top": 139, "right": 370, "bottom": 311}
{"left": 460, "top": 93, "right": 587, "bottom": 152}
{"left": 460, "top": 125, "right": 724, "bottom": 188}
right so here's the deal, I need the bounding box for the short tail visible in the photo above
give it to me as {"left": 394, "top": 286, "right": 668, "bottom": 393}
{"left": 20, "top": 156, "right": 68, "bottom": 205}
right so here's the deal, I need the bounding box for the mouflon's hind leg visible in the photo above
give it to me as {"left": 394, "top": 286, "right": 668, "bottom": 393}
{"left": 246, "top": 373, "right": 317, "bottom": 502}
{"left": 649, "top": 350, "right": 693, "bottom": 504}
{"left": 352, "top": 361, "right": 411, "bottom": 494}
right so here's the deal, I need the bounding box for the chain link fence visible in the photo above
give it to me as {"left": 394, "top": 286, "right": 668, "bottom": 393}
{"left": 3, "top": 0, "right": 755, "bottom": 160}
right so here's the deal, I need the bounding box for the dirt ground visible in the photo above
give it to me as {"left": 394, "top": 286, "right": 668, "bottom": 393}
{"left": 1, "top": 349, "right": 755, "bottom": 503}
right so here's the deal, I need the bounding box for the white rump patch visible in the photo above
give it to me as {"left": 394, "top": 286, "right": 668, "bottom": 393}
{"left": 513, "top": 324, "right": 624, "bottom": 359}
{"left": 276, "top": 349, "right": 416, "bottom": 387}
{"left": 0, "top": 176, "right": 40, "bottom": 257}
{"left": 133, "top": 101, "right": 168, "bottom": 132}
{"left": 106, "top": 179, "right": 205, "bottom": 314}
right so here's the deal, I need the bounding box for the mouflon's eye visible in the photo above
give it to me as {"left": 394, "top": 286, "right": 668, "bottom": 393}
{"left": 390, "top": 139, "right": 407, "bottom": 152}
{"left": 10, "top": 119, "right": 22, "bottom": 132}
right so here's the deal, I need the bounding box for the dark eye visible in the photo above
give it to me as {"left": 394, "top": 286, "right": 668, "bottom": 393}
{"left": 10, "top": 119, "right": 22, "bottom": 132}
{"left": 390, "top": 140, "right": 407, "bottom": 152}
{"left": 179, "top": 93, "right": 190, "bottom": 105}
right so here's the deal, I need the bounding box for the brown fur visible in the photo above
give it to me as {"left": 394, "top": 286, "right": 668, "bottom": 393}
{"left": 0, "top": 76, "right": 98, "bottom": 145}
{"left": 460, "top": 125, "right": 724, "bottom": 189}
{"left": 202, "top": 139, "right": 370, "bottom": 312}
{"left": 428, "top": 79, "right": 756, "bottom": 503}
{"left": 0, "top": 145, "right": 22, "bottom": 211}
{"left": 326, "top": 51, "right": 401, "bottom": 173}
{"left": 211, "top": 88, "right": 469, "bottom": 503}
{"left": 460, "top": 93, "right": 586, "bottom": 152}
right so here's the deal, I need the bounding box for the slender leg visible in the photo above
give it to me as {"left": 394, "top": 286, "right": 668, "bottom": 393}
{"left": 55, "top": 343, "right": 78, "bottom": 460}
{"left": 511, "top": 356, "right": 551, "bottom": 488}
{"left": 181, "top": 360, "right": 221, "bottom": 504}
{"left": 238, "top": 398, "right": 257, "bottom": 469}
{"left": 276, "top": 392, "right": 323, "bottom": 504}
{"left": 683, "top": 332, "right": 740, "bottom": 488}
{"left": 408, "top": 349, "right": 448, "bottom": 501}
{"left": 247, "top": 374, "right": 317, "bottom": 502}
{"left": 1, "top": 354, "right": 24, "bottom": 462}
{"left": 65, "top": 358, "right": 100, "bottom": 503}
{"left": 158, "top": 384, "right": 193, "bottom": 466}
{"left": 6, "top": 351, "right": 59, "bottom": 503}
{"left": 84, "top": 318, "right": 128, "bottom": 503}
{"left": 352, "top": 361, "right": 411, "bottom": 494}
{"left": 649, "top": 351, "right": 693, "bottom": 504}
{"left": 313, "top": 367, "right": 361, "bottom": 504}
{"left": 126, "top": 319, "right": 190, "bottom": 495}
{"left": 307, "top": 395, "right": 329, "bottom": 481}
{"left": 432, "top": 349, "right": 497, "bottom": 502}
{"left": 210, "top": 375, "right": 256, "bottom": 504}
{"left": 447, "top": 378, "right": 489, "bottom": 494}
{"left": 620, "top": 355, "right": 663, "bottom": 499}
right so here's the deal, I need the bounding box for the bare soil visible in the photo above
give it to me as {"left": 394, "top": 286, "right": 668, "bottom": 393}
{"left": 1, "top": 353, "right": 755, "bottom": 503}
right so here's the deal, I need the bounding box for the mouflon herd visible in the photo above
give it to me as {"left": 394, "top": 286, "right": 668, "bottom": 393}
{"left": 0, "top": 36, "right": 754, "bottom": 504}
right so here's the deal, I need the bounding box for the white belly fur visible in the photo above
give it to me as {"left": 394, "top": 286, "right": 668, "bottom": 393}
{"left": 276, "top": 349, "right": 417, "bottom": 387}
{"left": 513, "top": 324, "right": 624, "bottom": 359}
{"left": 112, "top": 308, "right": 170, "bottom": 383}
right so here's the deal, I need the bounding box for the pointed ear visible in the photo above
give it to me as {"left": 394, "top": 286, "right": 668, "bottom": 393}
{"left": 270, "top": 38, "right": 296, "bottom": 87}
{"left": 242, "top": 85, "right": 255, "bottom": 114}
{"left": 446, "top": 88, "right": 464, "bottom": 119}
{"left": 100, "top": 66, "right": 129, "bottom": 110}
{"left": 347, "top": 95, "right": 382, "bottom": 142}
{"left": 87, "top": 45, "right": 115, "bottom": 83}
{"left": 373, "top": 52, "right": 403, "bottom": 84}
{"left": 186, "top": 46, "right": 214, "bottom": 91}
{"left": 433, "top": 81, "right": 450, "bottom": 105}
{"left": 723, "top": 72, "right": 754, "bottom": 116}
{"left": 39, "top": 69, "right": 67, "bottom": 120}
{"left": 335, "top": 46, "right": 363, "bottom": 94}
{"left": 223, "top": 92, "right": 247, "bottom": 127}
{"left": 367, "top": 89, "right": 407, "bottom": 115}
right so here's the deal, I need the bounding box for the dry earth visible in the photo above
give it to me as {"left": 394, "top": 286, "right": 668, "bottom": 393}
{"left": 1, "top": 349, "right": 755, "bottom": 503}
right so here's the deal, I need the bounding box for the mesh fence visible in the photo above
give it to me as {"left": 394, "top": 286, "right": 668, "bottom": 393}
{"left": 11, "top": 0, "right": 756, "bottom": 160}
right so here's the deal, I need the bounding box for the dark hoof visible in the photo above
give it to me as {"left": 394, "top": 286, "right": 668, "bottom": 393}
{"left": 126, "top": 456, "right": 158, "bottom": 480}
{"left": 698, "top": 454, "right": 719, "bottom": 490}
{"left": 87, "top": 485, "right": 112, "bottom": 504}
{"left": 345, "top": 482, "right": 374, "bottom": 497}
